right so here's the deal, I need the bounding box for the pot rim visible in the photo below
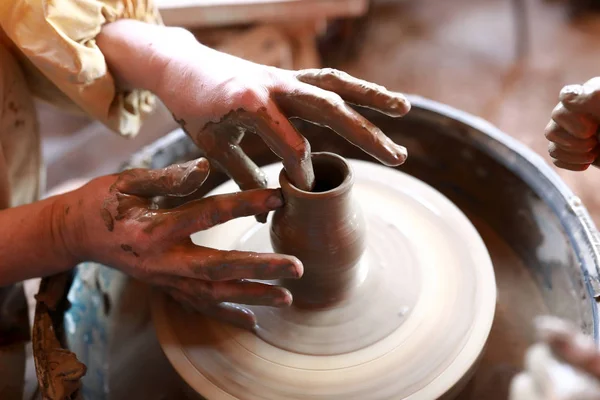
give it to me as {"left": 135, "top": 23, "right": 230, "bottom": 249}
{"left": 278, "top": 152, "right": 353, "bottom": 199}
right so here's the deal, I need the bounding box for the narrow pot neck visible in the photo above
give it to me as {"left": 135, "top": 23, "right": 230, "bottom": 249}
{"left": 279, "top": 152, "right": 354, "bottom": 212}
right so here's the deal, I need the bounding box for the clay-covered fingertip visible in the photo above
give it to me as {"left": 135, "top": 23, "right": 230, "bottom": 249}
{"left": 277, "top": 289, "right": 294, "bottom": 307}
{"left": 265, "top": 190, "right": 284, "bottom": 209}
{"left": 194, "top": 157, "right": 211, "bottom": 172}
{"left": 382, "top": 96, "right": 411, "bottom": 118}
{"left": 397, "top": 146, "right": 408, "bottom": 164}
{"left": 286, "top": 256, "right": 304, "bottom": 278}
{"left": 383, "top": 145, "right": 408, "bottom": 166}
{"left": 189, "top": 158, "right": 211, "bottom": 183}
{"left": 255, "top": 213, "right": 268, "bottom": 223}
{"left": 559, "top": 84, "right": 583, "bottom": 103}
{"left": 552, "top": 158, "right": 590, "bottom": 171}
{"left": 237, "top": 307, "right": 258, "bottom": 330}
{"left": 395, "top": 96, "right": 412, "bottom": 117}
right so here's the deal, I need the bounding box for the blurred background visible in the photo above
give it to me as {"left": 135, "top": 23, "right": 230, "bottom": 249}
{"left": 42, "top": 0, "right": 600, "bottom": 222}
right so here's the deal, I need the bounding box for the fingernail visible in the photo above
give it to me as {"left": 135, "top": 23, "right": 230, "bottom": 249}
{"left": 395, "top": 145, "right": 408, "bottom": 163}
{"left": 266, "top": 191, "right": 284, "bottom": 208}
{"left": 285, "top": 260, "right": 303, "bottom": 278}
{"left": 388, "top": 95, "right": 411, "bottom": 116}
{"left": 385, "top": 139, "right": 407, "bottom": 165}
{"left": 287, "top": 265, "right": 301, "bottom": 279}
{"left": 560, "top": 85, "right": 582, "bottom": 100}
{"left": 280, "top": 265, "right": 300, "bottom": 279}
{"left": 196, "top": 157, "right": 210, "bottom": 170}
{"left": 274, "top": 290, "right": 293, "bottom": 306}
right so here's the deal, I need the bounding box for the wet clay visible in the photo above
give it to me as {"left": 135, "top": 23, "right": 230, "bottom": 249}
{"left": 270, "top": 153, "right": 366, "bottom": 308}
{"left": 170, "top": 67, "right": 410, "bottom": 222}
{"left": 91, "top": 158, "right": 301, "bottom": 332}
{"left": 100, "top": 158, "right": 211, "bottom": 233}
{"left": 152, "top": 158, "right": 497, "bottom": 399}
{"left": 293, "top": 69, "right": 410, "bottom": 118}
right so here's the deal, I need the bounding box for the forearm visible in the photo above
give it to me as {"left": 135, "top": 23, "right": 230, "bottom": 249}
{"left": 96, "top": 19, "right": 198, "bottom": 93}
{"left": 0, "top": 194, "right": 77, "bottom": 286}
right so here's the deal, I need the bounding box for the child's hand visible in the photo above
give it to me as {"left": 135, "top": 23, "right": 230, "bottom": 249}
{"left": 65, "top": 158, "right": 303, "bottom": 331}
{"left": 156, "top": 42, "right": 411, "bottom": 195}
{"left": 545, "top": 78, "right": 600, "bottom": 171}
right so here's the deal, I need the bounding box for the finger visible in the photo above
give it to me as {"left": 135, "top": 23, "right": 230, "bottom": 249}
{"left": 551, "top": 103, "right": 598, "bottom": 140}
{"left": 548, "top": 143, "right": 599, "bottom": 164}
{"left": 211, "top": 144, "right": 268, "bottom": 223}
{"left": 242, "top": 101, "right": 314, "bottom": 191}
{"left": 275, "top": 84, "right": 407, "bottom": 166}
{"left": 159, "top": 244, "right": 303, "bottom": 281}
{"left": 202, "top": 140, "right": 271, "bottom": 223}
{"left": 202, "top": 303, "right": 257, "bottom": 331}
{"left": 552, "top": 158, "right": 591, "bottom": 171}
{"left": 200, "top": 131, "right": 268, "bottom": 192}
{"left": 179, "top": 118, "right": 269, "bottom": 223}
{"left": 559, "top": 78, "right": 600, "bottom": 120}
{"left": 162, "top": 188, "right": 284, "bottom": 239}
{"left": 536, "top": 316, "right": 600, "bottom": 379}
{"left": 115, "top": 158, "right": 210, "bottom": 198}
{"left": 294, "top": 68, "right": 411, "bottom": 117}
{"left": 167, "top": 290, "right": 257, "bottom": 331}
{"left": 545, "top": 120, "right": 597, "bottom": 152}
{"left": 160, "top": 277, "right": 293, "bottom": 307}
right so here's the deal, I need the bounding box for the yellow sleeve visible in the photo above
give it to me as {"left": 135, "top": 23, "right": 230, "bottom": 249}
{"left": 0, "top": 0, "right": 163, "bottom": 137}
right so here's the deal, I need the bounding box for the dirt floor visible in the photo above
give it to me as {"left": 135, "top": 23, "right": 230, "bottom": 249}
{"left": 339, "top": 0, "right": 600, "bottom": 222}
{"left": 41, "top": 0, "right": 600, "bottom": 223}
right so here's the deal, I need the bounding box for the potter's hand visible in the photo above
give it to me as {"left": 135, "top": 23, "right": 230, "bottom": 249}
{"left": 157, "top": 41, "right": 410, "bottom": 198}
{"left": 545, "top": 78, "right": 600, "bottom": 171}
{"left": 509, "top": 316, "right": 600, "bottom": 400}
{"left": 70, "top": 158, "right": 302, "bottom": 330}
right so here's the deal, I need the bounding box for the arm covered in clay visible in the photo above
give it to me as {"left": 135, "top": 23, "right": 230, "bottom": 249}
{"left": 0, "top": 157, "right": 303, "bottom": 330}
{"left": 509, "top": 316, "right": 600, "bottom": 400}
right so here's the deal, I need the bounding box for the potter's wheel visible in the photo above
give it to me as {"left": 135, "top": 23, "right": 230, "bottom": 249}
{"left": 152, "top": 159, "right": 497, "bottom": 399}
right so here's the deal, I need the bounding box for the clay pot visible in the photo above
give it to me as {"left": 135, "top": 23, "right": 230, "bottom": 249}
{"left": 270, "top": 152, "right": 366, "bottom": 308}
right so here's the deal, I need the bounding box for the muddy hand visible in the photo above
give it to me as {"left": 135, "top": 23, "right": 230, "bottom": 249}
{"left": 156, "top": 43, "right": 410, "bottom": 218}
{"left": 509, "top": 316, "right": 600, "bottom": 400}
{"left": 73, "top": 158, "right": 303, "bottom": 331}
{"left": 545, "top": 78, "right": 600, "bottom": 171}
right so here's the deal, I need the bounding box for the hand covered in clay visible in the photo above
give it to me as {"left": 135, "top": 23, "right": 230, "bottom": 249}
{"left": 158, "top": 41, "right": 410, "bottom": 206}
{"left": 545, "top": 78, "right": 600, "bottom": 171}
{"left": 509, "top": 316, "right": 600, "bottom": 400}
{"left": 67, "top": 158, "right": 302, "bottom": 330}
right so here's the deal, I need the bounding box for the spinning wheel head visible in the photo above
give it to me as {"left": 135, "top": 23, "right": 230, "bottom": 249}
{"left": 152, "top": 157, "right": 497, "bottom": 400}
